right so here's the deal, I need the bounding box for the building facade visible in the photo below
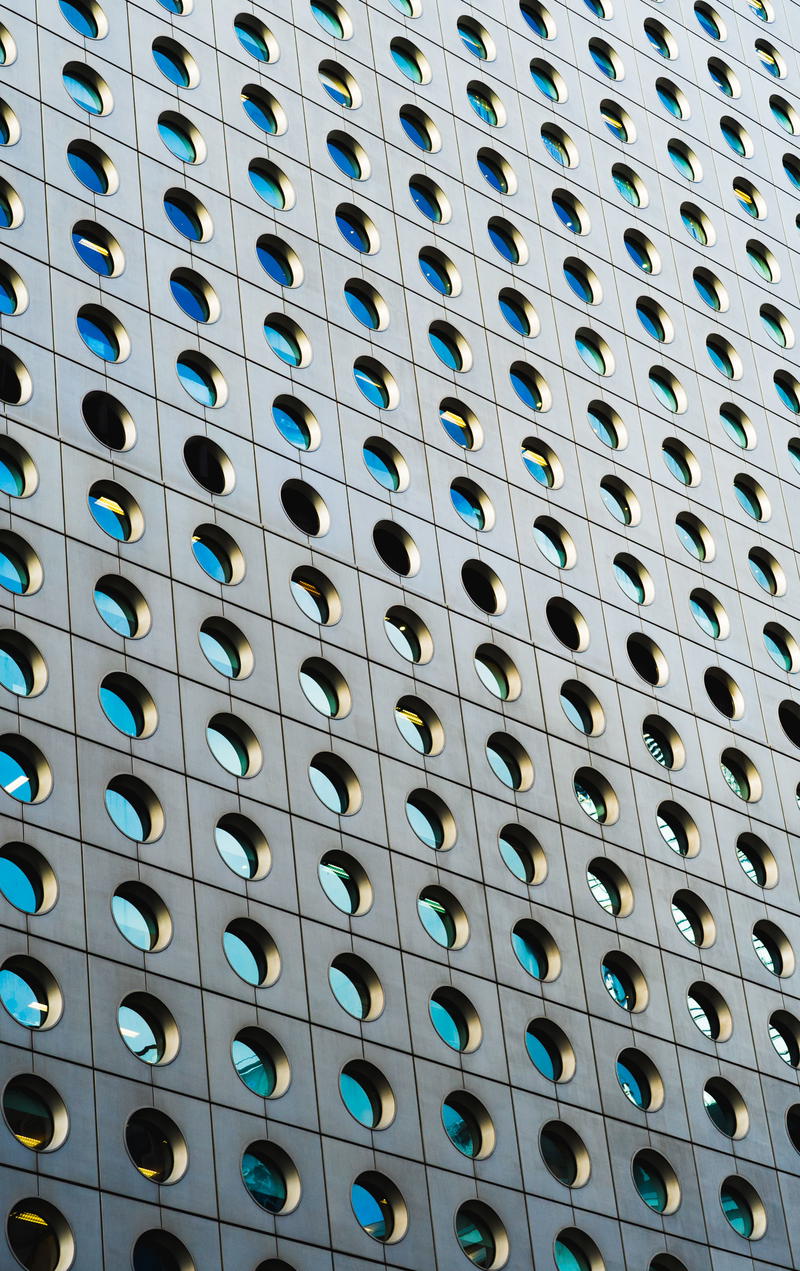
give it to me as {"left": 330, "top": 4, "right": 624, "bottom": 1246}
{"left": 0, "top": 0, "right": 799, "bottom": 1267}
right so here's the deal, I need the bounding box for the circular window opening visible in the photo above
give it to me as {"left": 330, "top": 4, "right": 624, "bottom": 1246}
{"left": 7, "top": 1198, "right": 74, "bottom": 1271}
{"left": 351, "top": 1171, "right": 407, "bottom": 1243}
{"left": 454, "top": 1200, "right": 507, "bottom": 1268}
{"left": 232, "top": 1027, "right": 290, "bottom": 1098}
{"left": 125, "top": 1107, "right": 187, "bottom": 1184}
{"left": 2, "top": 1073, "right": 68, "bottom": 1153}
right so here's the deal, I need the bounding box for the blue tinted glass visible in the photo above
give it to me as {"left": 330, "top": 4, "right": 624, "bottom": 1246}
{"left": 542, "top": 129, "right": 568, "bottom": 165}
{"left": 94, "top": 583, "right": 136, "bottom": 635}
{"left": 216, "top": 825, "right": 257, "bottom": 877}
{"left": 410, "top": 179, "right": 441, "bottom": 221}
{"left": 478, "top": 153, "right": 507, "bottom": 191}
{"left": 500, "top": 294, "right": 530, "bottom": 334}
{"left": 67, "top": 144, "right": 108, "bottom": 192}
{"left": 354, "top": 364, "right": 389, "bottom": 406}
{"left": 249, "top": 163, "right": 285, "bottom": 208}
{"left": 0, "top": 749, "right": 34, "bottom": 802}
{"left": 164, "top": 192, "right": 202, "bottom": 239}
{"left": 328, "top": 137, "right": 360, "bottom": 177}
{"left": 329, "top": 964, "right": 368, "bottom": 1017}
{"left": 192, "top": 534, "right": 230, "bottom": 581}
{"left": 78, "top": 313, "right": 119, "bottom": 360}
{"left": 468, "top": 89, "right": 497, "bottom": 125}
{"left": 223, "top": 929, "right": 262, "bottom": 983}
{"left": 531, "top": 66, "right": 558, "bottom": 100}
{"left": 616, "top": 1057, "right": 646, "bottom": 1106}
{"left": 525, "top": 1026, "right": 560, "bottom": 1079}
{"left": 400, "top": 110, "right": 430, "bottom": 149}
{"left": 273, "top": 402, "right": 311, "bottom": 448}
{"left": 521, "top": 4, "right": 550, "bottom": 36}
{"left": 112, "top": 894, "right": 156, "bottom": 950}
{"left": 512, "top": 927, "right": 545, "bottom": 977}
{"left": 345, "top": 283, "right": 379, "bottom": 328}
{"left": 257, "top": 242, "right": 293, "bottom": 285}
{"left": 554, "top": 1237, "right": 591, "bottom": 1271}
{"left": 265, "top": 322, "right": 301, "bottom": 366}
{"left": 177, "top": 357, "right": 216, "bottom": 405}
{"left": 442, "top": 1098, "right": 480, "bottom": 1156}
{"left": 489, "top": 223, "right": 517, "bottom": 261}
{"left": 0, "top": 644, "right": 31, "bottom": 695}
{"left": 153, "top": 45, "right": 189, "bottom": 86}
{"left": 510, "top": 367, "right": 542, "bottom": 410}
{"left": 72, "top": 227, "right": 114, "bottom": 274}
{"left": 352, "top": 1182, "right": 390, "bottom": 1239}
{"left": 553, "top": 195, "right": 580, "bottom": 232}
{"left": 429, "top": 329, "right": 460, "bottom": 369}
{"left": 336, "top": 209, "right": 369, "bottom": 250}
{"left": 406, "top": 795, "right": 444, "bottom": 847}
{"left": 312, "top": 2, "right": 344, "bottom": 37}
{"left": 0, "top": 968, "right": 46, "bottom": 1026}
{"left": 0, "top": 545, "right": 27, "bottom": 595}
{"left": 242, "top": 89, "right": 277, "bottom": 133}
{"left": 565, "top": 263, "right": 593, "bottom": 301}
{"left": 100, "top": 684, "right": 141, "bottom": 736}
{"left": 0, "top": 453, "right": 23, "bottom": 494}
{"left": 0, "top": 856, "right": 41, "bottom": 912}
{"left": 64, "top": 70, "right": 103, "bottom": 114}
{"left": 420, "top": 252, "right": 451, "bottom": 295}
{"left": 392, "top": 46, "right": 422, "bottom": 82}
{"left": 363, "top": 443, "right": 399, "bottom": 489}
{"left": 88, "top": 490, "right": 129, "bottom": 540}
{"left": 235, "top": 19, "right": 270, "bottom": 60}
{"left": 60, "top": 0, "right": 99, "bottom": 36}
{"left": 613, "top": 171, "right": 640, "bottom": 205}
{"left": 170, "top": 274, "right": 209, "bottom": 321}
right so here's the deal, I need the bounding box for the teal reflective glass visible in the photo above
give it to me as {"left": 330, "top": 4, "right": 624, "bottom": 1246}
{"left": 78, "top": 312, "right": 119, "bottom": 361}
{"left": 207, "top": 722, "right": 249, "bottom": 775}
{"left": 105, "top": 783, "right": 148, "bottom": 840}
{"left": 704, "top": 1086, "right": 736, "bottom": 1135}
{"left": 0, "top": 854, "right": 42, "bottom": 913}
{"left": 637, "top": 302, "right": 665, "bottom": 340}
{"left": 352, "top": 1181, "right": 393, "bottom": 1240}
{"left": 789, "top": 438, "right": 800, "bottom": 471}
{"left": 614, "top": 559, "right": 645, "bottom": 602}
{"left": 776, "top": 375, "right": 800, "bottom": 413}
{"left": 613, "top": 168, "right": 640, "bottom": 205}
{"left": 153, "top": 44, "right": 190, "bottom": 87}
{"left": 721, "top": 1184, "right": 754, "bottom": 1236}
{"left": 310, "top": 760, "right": 348, "bottom": 812}
{"left": 455, "top": 1209, "right": 495, "bottom": 1268}
{"left": 216, "top": 823, "right": 258, "bottom": 877}
{"left": 232, "top": 1036, "right": 276, "bottom": 1095}
{"left": 64, "top": 69, "right": 104, "bottom": 114}
{"left": 487, "top": 738, "right": 521, "bottom": 787}
{"left": 264, "top": 321, "right": 302, "bottom": 366}
{"left": 762, "top": 309, "right": 788, "bottom": 345}
{"left": 88, "top": 489, "right": 130, "bottom": 540}
{"left": 223, "top": 927, "right": 265, "bottom": 984}
{"left": 392, "top": 45, "right": 423, "bottom": 82}
{"left": 749, "top": 553, "right": 775, "bottom": 593}
{"left": 533, "top": 521, "right": 567, "bottom": 566}
{"left": 442, "top": 1097, "right": 481, "bottom": 1156}
{"left": 764, "top": 628, "right": 792, "bottom": 670}
{"left": 340, "top": 1070, "right": 379, "bottom": 1126}
{"left": 526, "top": 1024, "right": 562, "bottom": 1080}
{"left": 200, "top": 628, "right": 240, "bottom": 678}
{"left": 311, "top": 2, "right": 344, "bottom": 37}
{"left": 771, "top": 98, "right": 795, "bottom": 132}
{"left": 329, "top": 963, "right": 369, "bottom": 1017}
{"left": 633, "top": 1157, "right": 668, "bottom": 1211}
{"left": 709, "top": 61, "right": 733, "bottom": 94}
{"left": 192, "top": 532, "right": 231, "bottom": 581}
{"left": 164, "top": 191, "right": 204, "bottom": 238}
{"left": 681, "top": 207, "right": 707, "bottom": 242}
{"left": 617, "top": 1056, "right": 648, "bottom": 1107}
{"left": 650, "top": 370, "right": 678, "bottom": 411}
{"left": 299, "top": 666, "right": 339, "bottom": 715}
{"left": 345, "top": 282, "right": 379, "bottom": 327}
{"left": 588, "top": 404, "right": 618, "bottom": 446}
{"left": 243, "top": 88, "right": 278, "bottom": 133}
{"left": 112, "top": 892, "right": 157, "bottom": 950}
{"left": 602, "top": 960, "right": 633, "bottom": 1008}
{"left": 158, "top": 0, "right": 185, "bottom": 10}
{"left": 117, "top": 1004, "right": 163, "bottom": 1062}
{"left": 409, "top": 178, "right": 441, "bottom": 221}
{"left": 733, "top": 478, "right": 761, "bottom": 519}
{"left": 60, "top": 0, "right": 100, "bottom": 36}
{"left": 242, "top": 1147, "right": 286, "bottom": 1212}
{"left": 0, "top": 543, "right": 27, "bottom": 595}
{"left": 354, "top": 363, "right": 389, "bottom": 406}
{"left": 179, "top": 357, "right": 218, "bottom": 405}
{"left": 784, "top": 156, "right": 800, "bottom": 190}
{"left": 721, "top": 118, "right": 746, "bottom": 154}
{"left": 468, "top": 87, "right": 497, "bottom": 125}
{"left": 531, "top": 64, "right": 559, "bottom": 100}
{"left": 249, "top": 162, "right": 286, "bottom": 208}
{"left": 576, "top": 333, "right": 606, "bottom": 373}
{"left": 273, "top": 400, "right": 311, "bottom": 448}
{"left": 406, "top": 794, "right": 444, "bottom": 847}
{"left": 554, "top": 1237, "right": 591, "bottom": 1271}
{"left": 0, "top": 967, "right": 48, "bottom": 1027}
{"left": 235, "top": 18, "right": 271, "bottom": 61}
{"left": 0, "top": 452, "right": 23, "bottom": 495}
{"left": 363, "top": 442, "right": 399, "bottom": 489}
{"left": 418, "top": 894, "right": 456, "bottom": 946}
{"left": 707, "top": 339, "right": 734, "bottom": 377}
{"left": 512, "top": 926, "right": 546, "bottom": 978}
{"left": 429, "top": 994, "right": 468, "bottom": 1049}
{"left": 100, "top": 683, "right": 143, "bottom": 737}
{"left": 158, "top": 118, "right": 197, "bottom": 162}
{"left": 458, "top": 19, "right": 488, "bottom": 58}
{"left": 542, "top": 127, "right": 570, "bottom": 165}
